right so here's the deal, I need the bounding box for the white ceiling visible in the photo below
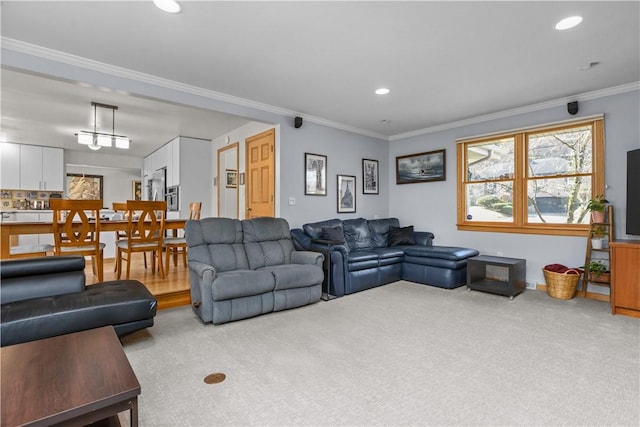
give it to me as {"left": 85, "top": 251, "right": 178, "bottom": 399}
{"left": 1, "top": 1, "right": 639, "bottom": 157}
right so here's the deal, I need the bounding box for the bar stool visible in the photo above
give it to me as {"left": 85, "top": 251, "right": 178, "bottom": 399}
{"left": 163, "top": 202, "right": 201, "bottom": 273}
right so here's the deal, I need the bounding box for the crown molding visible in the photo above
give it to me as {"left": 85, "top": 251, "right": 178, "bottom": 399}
{"left": 1, "top": 37, "right": 387, "bottom": 141}
{"left": 390, "top": 81, "right": 640, "bottom": 141}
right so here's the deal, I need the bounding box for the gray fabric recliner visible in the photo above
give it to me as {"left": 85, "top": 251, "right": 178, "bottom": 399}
{"left": 185, "top": 217, "right": 323, "bottom": 325}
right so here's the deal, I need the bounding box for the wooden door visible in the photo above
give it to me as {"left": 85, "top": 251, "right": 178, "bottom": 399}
{"left": 245, "top": 129, "right": 275, "bottom": 218}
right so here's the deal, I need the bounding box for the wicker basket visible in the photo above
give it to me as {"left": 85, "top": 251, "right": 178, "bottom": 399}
{"left": 543, "top": 268, "right": 582, "bottom": 300}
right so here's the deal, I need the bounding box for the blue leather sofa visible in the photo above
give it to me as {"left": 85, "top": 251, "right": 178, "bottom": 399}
{"left": 291, "top": 217, "right": 479, "bottom": 297}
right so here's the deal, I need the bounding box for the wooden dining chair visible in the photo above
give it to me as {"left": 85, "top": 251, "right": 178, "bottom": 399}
{"left": 50, "top": 199, "right": 105, "bottom": 282}
{"left": 112, "top": 201, "right": 149, "bottom": 272}
{"left": 116, "top": 200, "right": 166, "bottom": 279}
{"left": 163, "top": 202, "right": 201, "bottom": 273}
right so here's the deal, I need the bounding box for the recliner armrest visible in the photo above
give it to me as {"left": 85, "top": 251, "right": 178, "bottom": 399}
{"left": 0, "top": 255, "right": 86, "bottom": 304}
{"left": 291, "top": 250, "right": 324, "bottom": 267}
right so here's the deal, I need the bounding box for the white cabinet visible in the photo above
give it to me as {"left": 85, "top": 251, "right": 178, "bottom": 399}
{"left": 15, "top": 212, "right": 54, "bottom": 247}
{"left": 143, "top": 155, "right": 151, "bottom": 178}
{"left": 0, "top": 142, "right": 20, "bottom": 189}
{"left": 168, "top": 138, "right": 180, "bottom": 187}
{"left": 17, "top": 144, "right": 64, "bottom": 191}
{"left": 41, "top": 147, "right": 64, "bottom": 190}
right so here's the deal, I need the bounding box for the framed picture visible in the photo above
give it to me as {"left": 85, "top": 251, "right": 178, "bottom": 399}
{"left": 337, "top": 174, "right": 356, "bottom": 213}
{"left": 225, "top": 169, "right": 238, "bottom": 188}
{"left": 305, "top": 152, "right": 327, "bottom": 196}
{"left": 362, "top": 159, "right": 379, "bottom": 194}
{"left": 66, "top": 173, "right": 103, "bottom": 200}
{"left": 396, "top": 149, "right": 446, "bottom": 184}
{"left": 132, "top": 180, "right": 142, "bottom": 200}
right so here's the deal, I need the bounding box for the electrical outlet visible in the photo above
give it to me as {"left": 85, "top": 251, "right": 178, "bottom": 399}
{"left": 288, "top": 197, "right": 296, "bottom": 206}
{"left": 497, "top": 251, "right": 503, "bottom": 257}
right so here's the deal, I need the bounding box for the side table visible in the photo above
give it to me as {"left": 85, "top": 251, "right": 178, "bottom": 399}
{"left": 312, "top": 239, "right": 342, "bottom": 301}
{"left": 467, "top": 255, "right": 526, "bottom": 299}
{"left": 1, "top": 326, "right": 140, "bottom": 427}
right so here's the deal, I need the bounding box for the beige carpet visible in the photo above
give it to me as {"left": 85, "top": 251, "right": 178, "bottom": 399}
{"left": 121, "top": 281, "right": 640, "bottom": 426}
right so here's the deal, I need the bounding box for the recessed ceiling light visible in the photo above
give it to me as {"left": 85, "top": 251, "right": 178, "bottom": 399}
{"left": 153, "top": 0, "right": 181, "bottom": 14}
{"left": 555, "top": 16, "right": 583, "bottom": 30}
{"left": 375, "top": 88, "right": 390, "bottom": 95}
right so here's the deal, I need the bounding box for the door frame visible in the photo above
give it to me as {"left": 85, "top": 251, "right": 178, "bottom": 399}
{"left": 216, "top": 142, "right": 239, "bottom": 218}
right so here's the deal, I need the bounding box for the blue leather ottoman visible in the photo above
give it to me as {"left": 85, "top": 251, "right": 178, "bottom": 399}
{"left": 402, "top": 246, "right": 479, "bottom": 289}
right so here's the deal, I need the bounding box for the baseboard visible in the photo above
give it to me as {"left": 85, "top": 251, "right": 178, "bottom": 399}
{"left": 536, "top": 283, "right": 610, "bottom": 302}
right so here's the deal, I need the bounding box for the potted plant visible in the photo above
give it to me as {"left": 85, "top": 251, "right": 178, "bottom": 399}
{"left": 586, "top": 194, "right": 609, "bottom": 223}
{"left": 590, "top": 225, "right": 606, "bottom": 249}
{"left": 583, "top": 260, "right": 610, "bottom": 283}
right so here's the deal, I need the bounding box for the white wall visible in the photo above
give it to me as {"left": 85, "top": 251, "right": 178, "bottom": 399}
{"left": 389, "top": 90, "right": 640, "bottom": 290}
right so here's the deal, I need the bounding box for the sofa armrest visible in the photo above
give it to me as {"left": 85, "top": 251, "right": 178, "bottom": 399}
{"left": 291, "top": 228, "right": 312, "bottom": 250}
{"left": 0, "top": 255, "right": 86, "bottom": 305}
{"left": 187, "top": 260, "right": 217, "bottom": 282}
{"left": 413, "top": 231, "right": 435, "bottom": 246}
{"left": 291, "top": 250, "right": 324, "bottom": 267}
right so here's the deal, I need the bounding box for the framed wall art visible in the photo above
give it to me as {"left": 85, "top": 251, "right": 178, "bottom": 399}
{"left": 66, "top": 173, "right": 103, "bottom": 200}
{"left": 225, "top": 169, "right": 238, "bottom": 188}
{"left": 396, "top": 149, "right": 446, "bottom": 184}
{"left": 305, "top": 152, "right": 327, "bottom": 196}
{"left": 132, "top": 180, "right": 142, "bottom": 200}
{"left": 362, "top": 158, "right": 379, "bottom": 194}
{"left": 337, "top": 174, "right": 356, "bottom": 213}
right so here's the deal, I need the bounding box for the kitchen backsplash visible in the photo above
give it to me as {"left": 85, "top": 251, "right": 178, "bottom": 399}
{"left": 0, "top": 189, "right": 64, "bottom": 210}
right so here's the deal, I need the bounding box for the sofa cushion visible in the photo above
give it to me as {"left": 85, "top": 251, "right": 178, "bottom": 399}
{"left": 388, "top": 226, "right": 416, "bottom": 246}
{"left": 186, "top": 218, "right": 249, "bottom": 272}
{"left": 322, "top": 224, "right": 345, "bottom": 242}
{"left": 303, "top": 218, "right": 342, "bottom": 240}
{"left": 347, "top": 250, "right": 378, "bottom": 262}
{"left": 343, "top": 218, "right": 373, "bottom": 251}
{"left": 403, "top": 245, "right": 479, "bottom": 261}
{"left": 371, "top": 247, "right": 405, "bottom": 259}
{"left": 259, "top": 264, "right": 324, "bottom": 290}
{"left": 368, "top": 218, "right": 401, "bottom": 248}
{"left": 242, "top": 217, "right": 295, "bottom": 269}
{"left": 211, "top": 270, "right": 275, "bottom": 300}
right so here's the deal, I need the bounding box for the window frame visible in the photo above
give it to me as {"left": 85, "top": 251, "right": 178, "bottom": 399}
{"left": 456, "top": 116, "right": 605, "bottom": 237}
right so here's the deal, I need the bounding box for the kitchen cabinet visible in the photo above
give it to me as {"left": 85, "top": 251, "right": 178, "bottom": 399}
{"left": 0, "top": 143, "right": 20, "bottom": 189}
{"left": 142, "top": 155, "right": 151, "bottom": 178}
{"left": 167, "top": 138, "right": 180, "bottom": 187}
{"left": 18, "top": 144, "right": 64, "bottom": 191}
{"left": 15, "top": 212, "right": 54, "bottom": 247}
{"left": 143, "top": 136, "right": 212, "bottom": 216}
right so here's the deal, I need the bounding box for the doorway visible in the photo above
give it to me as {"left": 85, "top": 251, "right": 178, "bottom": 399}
{"left": 217, "top": 142, "right": 239, "bottom": 218}
{"left": 245, "top": 128, "right": 275, "bottom": 218}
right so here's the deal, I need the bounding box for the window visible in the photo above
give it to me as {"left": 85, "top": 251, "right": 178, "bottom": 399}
{"left": 457, "top": 117, "right": 604, "bottom": 236}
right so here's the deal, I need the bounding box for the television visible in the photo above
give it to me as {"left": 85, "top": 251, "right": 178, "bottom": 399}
{"left": 627, "top": 149, "right": 640, "bottom": 235}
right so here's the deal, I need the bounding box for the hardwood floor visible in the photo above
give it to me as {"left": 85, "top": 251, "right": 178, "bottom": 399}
{"left": 85, "top": 254, "right": 191, "bottom": 310}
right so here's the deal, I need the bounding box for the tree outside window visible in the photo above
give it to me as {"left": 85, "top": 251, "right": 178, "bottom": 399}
{"left": 457, "top": 118, "right": 604, "bottom": 236}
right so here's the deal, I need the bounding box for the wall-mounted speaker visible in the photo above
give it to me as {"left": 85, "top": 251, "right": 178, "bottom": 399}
{"left": 567, "top": 101, "right": 579, "bottom": 115}
{"left": 294, "top": 116, "right": 303, "bottom": 128}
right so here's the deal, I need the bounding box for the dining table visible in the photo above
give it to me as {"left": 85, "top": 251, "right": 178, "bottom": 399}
{"left": 0, "top": 218, "right": 187, "bottom": 260}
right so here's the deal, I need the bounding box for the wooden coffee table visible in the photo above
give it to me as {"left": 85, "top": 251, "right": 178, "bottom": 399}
{"left": 1, "top": 326, "right": 140, "bottom": 427}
